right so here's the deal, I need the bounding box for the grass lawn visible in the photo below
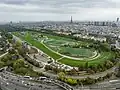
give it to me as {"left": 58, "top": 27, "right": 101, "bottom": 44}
{"left": 13, "top": 31, "right": 115, "bottom": 67}
{"left": 25, "top": 32, "right": 62, "bottom": 59}
{"left": 13, "top": 32, "right": 62, "bottom": 59}
{"left": 45, "top": 39, "right": 67, "bottom": 46}
{"left": 59, "top": 47, "right": 95, "bottom": 57}
{"left": 59, "top": 51, "right": 114, "bottom": 67}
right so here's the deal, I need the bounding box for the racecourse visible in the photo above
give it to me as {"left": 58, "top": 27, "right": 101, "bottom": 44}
{"left": 13, "top": 31, "right": 115, "bottom": 67}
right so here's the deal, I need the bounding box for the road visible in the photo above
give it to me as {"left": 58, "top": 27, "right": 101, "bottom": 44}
{"left": 13, "top": 33, "right": 117, "bottom": 80}
{"left": 0, "top": 70, "right": 67, "bottom": 90}
{"left": 12, "top": 33, "right": 120, "bottom": 90}
{"left": 73, "top": 79, "right": 120, "bottom": 90}
{"left": 2, "top": 70, "right": 120, "bottom": 90}
{"left": 31, "top": 54, "right": 116, "bottom": 80}
{"left": 89, "top": 79, "right": 120, "bottom": 90}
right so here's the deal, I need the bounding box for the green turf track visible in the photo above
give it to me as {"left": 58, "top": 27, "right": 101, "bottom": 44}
{"left": 13, "top": 32, "right": 115, "bottom": 67}
{"left": 25, "top": 32, "right": 62, "bottom": 59}
{"left": 60, "top": 51, "right": 114, "bottom": 67}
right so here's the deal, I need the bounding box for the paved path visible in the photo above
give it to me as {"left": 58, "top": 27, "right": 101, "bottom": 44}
{"left": 67, "top": 66, "right": 116, "bottom": 79}
{"left": 56, "top": 57, "right": 65, "bottom": 61}
{"left": 0, "top": 52, "right": 8, "bottom": 58}
{"left": 0, "top": 70, "right": 66, "bottom": 90}
{"left": 41, "top": 40, "right": 99, "bottom": 61}
{"left": 13, "top": 34, "right": 117, "bottom": 80}
{"left": 33, "top": 65, "right": 116, "bottom": 79}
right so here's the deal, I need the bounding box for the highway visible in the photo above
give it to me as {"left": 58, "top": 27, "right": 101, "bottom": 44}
{"left": 12, "top": 34, "right": 120, "bottom": 90}
{"left": 0, "top": 70, "right": 67, "bottom": 90}
{"left": 2, "top": 69, "right": 120, "bottom": 90}
{"left": 74, "top": 79, "right": 120, "bottom": 90}
{"left": 88, "top": 79, "right": 120, "bottom": 90}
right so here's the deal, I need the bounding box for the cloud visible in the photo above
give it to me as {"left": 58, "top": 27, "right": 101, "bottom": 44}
{"left": 0, "top": 0, "right": 119, "bottom": 22}
{"left": 0, "top": 3, "right": 77, "bottom": 14}
{"left": 0, "top": 0, "right": 28, "bottom": 5}
{"left": 26, "top": 0, "right": 120, "bottom": 8}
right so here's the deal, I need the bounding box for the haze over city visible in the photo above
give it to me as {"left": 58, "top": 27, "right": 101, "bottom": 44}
{"left": 0, "top": 0, "right": 120, "bottom": 22}
{"left": 1, "top": 0, "right": 120, "bottom": 90}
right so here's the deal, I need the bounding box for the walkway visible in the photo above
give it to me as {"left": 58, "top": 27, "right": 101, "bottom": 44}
{"left": 41, "top": 40, "right": 99, "bottom": 61}
{"left": 13, "top": 35, "right": 117, "bottom": 80}
{"left": 0, "top": 52, "right": 8, "bottom": 58}
{"left": 33, "top": 65, "right": 116, "bottom": 80}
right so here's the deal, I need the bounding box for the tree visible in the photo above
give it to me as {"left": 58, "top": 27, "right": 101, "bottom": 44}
{"left": 33, "top": 54, "right": 37, "bottom": 59}
{"left": 17, "top": 47, "right": 26, "bottom": 55}
{"left": 97, "top": 77, "right": 103, "bottom": 81}
{"left": 66, "top": 78, "right": 77, "bottom": 85}
{"left": 85, "top": 62, "right": 88, "bottom": 69}
{"left": 105, "top": 73, "right": 112, "bottom": 79}
{"left": 68, "top": 68, "right": 77, "bottom": 75}
{"left": 8, "top": 48, "right": 17, "bottom": 54}
{"left": 58, "top": 72, "right": 65, "bottom": 81}
{"left": 14, "top": 67, "right": 28, "bottom": 75}
{"left": 1, "top": 54, "right": 11, "bottom": 63}
{"left": 13, "top": 41, "right": 22, "bottom": 48}
{"left": 40, "top": 34, "right": 43, "bottom": 37}
{"left": 87, "top": 68, "right": 95, "bottom": 74}
{"left": 81, "top": 77, "right": 95, "bottom": 85}
{"left": 89, "top": 65, "right": 98, "bottom": 73}
{"left": 0, "top": 61, "right": 4, "bottom": 68}
{"left": 116, "top": 63, "right": 120, "bottom": 77}
{"left": 97, "top": 64, "right": 104, "bottom": 72}
{"left": 45, "top": 65, "right": 52, "bottom": 71}
{"left": 78, "top": 64, "right": 84, "bottom": 71}
{"left": 13, "top": 59, "right": 25, "bottom": 69}
{"left": 104, "top": 60, "right": 114, "bottom": 69}
{"left": 52, "top": 67, "right": 59, "bottom": 73}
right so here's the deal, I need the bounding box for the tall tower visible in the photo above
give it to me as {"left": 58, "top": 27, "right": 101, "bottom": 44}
{"left": 70, "top": 16, "right": 73, "bottom": 23}
{"left": 117, "top": 18, "right": 119, "bottom": 22}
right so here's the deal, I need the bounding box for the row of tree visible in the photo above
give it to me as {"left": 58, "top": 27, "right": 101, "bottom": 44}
{"left": 45, "top": 59, "right": 115, "bottom": 76}
{"left": 0, "top": 31, "right": 44, "bottom": 77}
{"left": 58, "top": 72, "right": 113, "bottom": 85}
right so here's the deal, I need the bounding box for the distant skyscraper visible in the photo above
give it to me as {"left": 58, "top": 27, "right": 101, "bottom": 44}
{"left": 117, "top": 18, "right": 119, "bottom": 22}
{"left": 102, "top": 22, "right": 105, "bottom": 26}
{"left": 10, "top": 21, "right": 12, "bottom": 24}
{"left": 70, "top": 16, "right": 73, "bottom": 23}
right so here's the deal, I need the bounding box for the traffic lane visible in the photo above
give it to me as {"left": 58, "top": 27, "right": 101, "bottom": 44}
{"left": 0, "top": 77, "right": 29, "bottom": 90}
{"left": 0, "top": 71, "right": 69, "bottom": 90}
{"left": 0, "top": 74, "right": 65, "bottom": 90}
{"left": 89, "top": 80, "right": 120, "bottom": 90}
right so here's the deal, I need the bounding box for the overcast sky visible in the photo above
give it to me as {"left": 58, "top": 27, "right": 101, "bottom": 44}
{"left": 1, "top": 0, "right": 120, "bottom": 22}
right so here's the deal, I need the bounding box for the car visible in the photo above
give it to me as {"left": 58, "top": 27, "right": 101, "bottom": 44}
{"left": 24, "top": 76, "right": 31, "bottom": 79}
{"left": 0, "top": 68, "right": 4, "bottom": 72}
{"left": 39, "top": 77, "right": 47, "bottom": 80}
{"left": 109, "top": 80, "right": 119, "bottom": 83}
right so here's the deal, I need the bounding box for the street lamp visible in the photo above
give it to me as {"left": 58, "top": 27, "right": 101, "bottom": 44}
{"left": 80, "top": 82, "right": 84, "bottom": 90}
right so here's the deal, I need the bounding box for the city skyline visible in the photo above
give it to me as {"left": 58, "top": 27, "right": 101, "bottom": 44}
{"left": 1, "top": 0, "right": 120, "bottom": 22}
{"left": 1, "top": 1, "right": 120, "bottom": 89}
